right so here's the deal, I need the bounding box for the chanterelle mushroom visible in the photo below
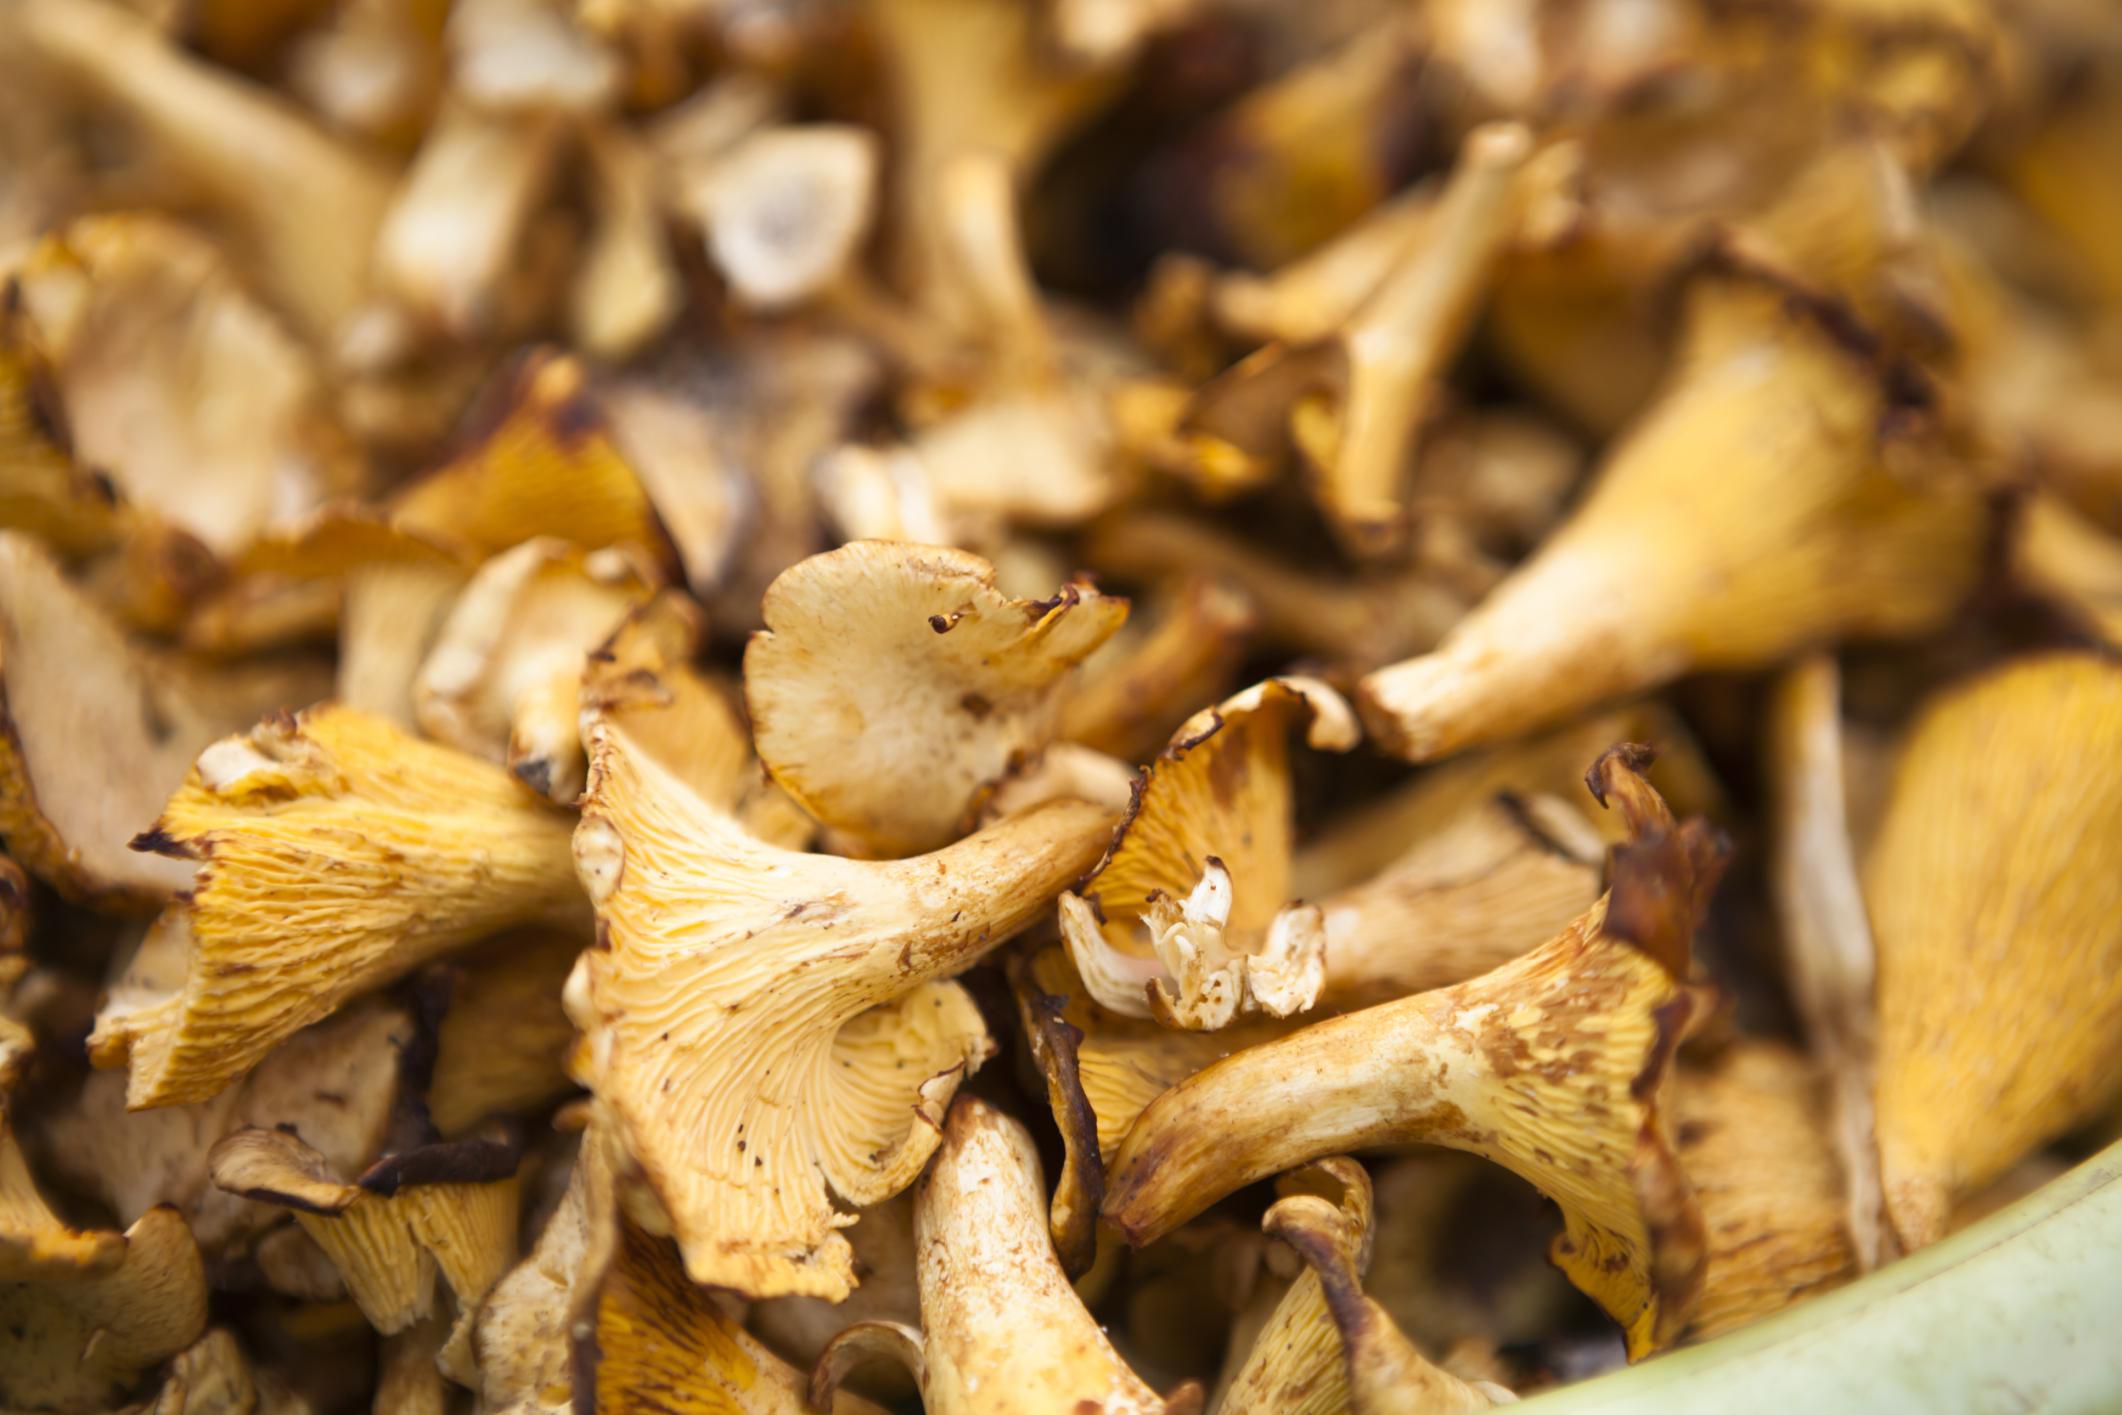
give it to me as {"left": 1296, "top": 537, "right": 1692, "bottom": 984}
{"left": 810, "top": 1096, "right": 1200, "bottom": 1415}
{"left": 1102, "top": 748, "right": 1723, "bottom": 1358}
{"left": 209, "top": 1123, "right": 521, "bottom": 1384}
{"left": 744, "top": 540, "right": 1127, "bottom": 858}
{"left": 1867, "top": 652, "right": 2122, "bottom": 1250}
{"left": 1225, "top": 1157, "right": 1515, "bottom": 1415}
{"left": 2, "top": 1109, "right": 210, "bottom": 1413}
{"left": 90, "top": 704, "right": 587, "bottom": 1107}
{"left": 0, "top": 531, "right": 327, "bottom": 909}
{"left": 1359, "top": 264, "right": 1988, "bottom": 764}
{"left": 568, "top": 592, "right": 1117, "bottom": 1298}
{"left": 1059, "top": 676, "right": 1359, "bottom": 1029}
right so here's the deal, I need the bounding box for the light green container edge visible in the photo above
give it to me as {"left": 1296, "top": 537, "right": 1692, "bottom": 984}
{"left": 1516, "top": 1137, "right": 2122, "bottom": 1414}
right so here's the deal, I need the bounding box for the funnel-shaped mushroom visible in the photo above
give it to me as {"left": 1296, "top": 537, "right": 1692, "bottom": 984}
{"left": 1231, "top": 1158, "right": 1514, "bottom": 1414}
{"left": 1059, "top": 677, "right": 1358, "bottom": 1029}
{"left": 570, "top": 603, "right": 1115, "bottom": 1298}
{"left": 1676, "top": 1041, "right": 1856, "bottom": 1340}
{"left": 91, "top": 705, "right": 586, "bottom": 1107}
{"left": 810, "top": 1096, "right": 1198, "bottom": 1415}
{"left": 18, "top": 0, "right": 395, "bottom": 342}
{"left": 209, "top": 1124, "right": 520, "bottom": 1384}
{"left": 1360, "top": 269, "right": 1987, "bottom": 763}
{"left": 1181, "top": 123, "right": 1532, "bottom": 559}
{"left": 0, "top": 532, "right": 328, "bottom": 909}
{"left": 1867, "top": 653, "right": 2122, "bottom": 1249}
{"left": 1, "top": 1114, "right": 209, "bottom": 1412}
{"left": 745, "top": 540, "right": 1126, "bottom": 858}
{"left": 1103, "top": 750, "right": 1721, "bottom": 1357}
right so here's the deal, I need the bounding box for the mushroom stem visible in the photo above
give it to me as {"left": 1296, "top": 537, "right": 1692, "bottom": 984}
{"left": 1359, "top": 273, "right": 1986, "bottom": 764}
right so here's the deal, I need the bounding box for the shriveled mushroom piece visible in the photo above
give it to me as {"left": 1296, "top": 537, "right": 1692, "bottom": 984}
{"left": 412, "top": 537, "right": 649, "bottom": 801}
{"left": 1767, "top": 654, "right": 1889, "bottom": 1267}
{"left": 1361, "top": 265, "right": 1987, "bottom": 763}
{"left": 90, "top": 705, "right": 586, "bottom": 1107}
{"left": 570, "top": 592, "right": 1115, "bottom": 1298}
{"left": 811, "top": 1096, "right": 1199, "bottom": 1415}
{"left": 4, "top": 215, "right": 359, "bottom": 566}
{"left": 1224, "top": 1158, "right": 1515, "bottom": 1414}
{"left": 1675, "top": 1041, "right": 1857, "bottom": 1341}
{"left": 1059, "top": 677, "right": 1359, "bottom": 1029}
{"left": 1867, "top": 653, "right": 2122, "bottom": 1250}
{"left": 1, "top": 1112, "right": 210, "bottom": 1412}
{"left": 745, "top": 540, "right": 1126, "bottom": 858}
{"left": 1180, "top": 123, "right": 1533, "bottom": 559}
{"left": 0, "top": 532, "right": 328, "bottom": 909}
{"left": 210, "top": 1124, "right": 519, "bottom": 1384}
{"left": 1104, "top": 749, "right": 1723, "bottom": 1357}
{"left": 16, "top": 0, "right": 395, "bottom": 344}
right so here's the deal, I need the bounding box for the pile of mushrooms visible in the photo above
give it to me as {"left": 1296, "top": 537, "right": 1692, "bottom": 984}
{"left": 2, "top": 0, "right": 2121, "bottom": 1409}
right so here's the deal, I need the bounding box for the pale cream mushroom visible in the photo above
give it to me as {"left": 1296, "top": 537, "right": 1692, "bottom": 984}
{"left": 810, "top": 1096, "right": 1201, "bottom": 1415}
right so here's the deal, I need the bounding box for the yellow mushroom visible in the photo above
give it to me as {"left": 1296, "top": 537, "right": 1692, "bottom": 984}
{"left": 90, "top": 705, "right": 586, "bottom": 1107}
{"left": 209, "top": 1123, "right": 521, "bottom": 1384}
{"left": 1867, "top": 652, "right": 2122, "bottom": 1249}
{"left": 0, "top": 531, "right": 328, "bottom": 910}
{"left": 810, "top": 1096, "right": 1199, "bottom": 1414}
{"left": 1362, "top": 264, "right": 1987, "bottom": 763}
{"left": 1103, "top": 748, "right": 1722, "bottom": 1358}
{"left": 744, "top": 540, "right": 1127, "bottom": 858}
{"left": 569, "top": 592, "right": 1115, "bottom": 1298}
{"left": 1059, "top": 677, "right": 1359, "bottom": 1029}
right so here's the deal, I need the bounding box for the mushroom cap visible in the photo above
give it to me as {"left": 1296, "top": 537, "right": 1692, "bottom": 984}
{"left": 745, "top": 540, "right": 1127, "bottom": 858}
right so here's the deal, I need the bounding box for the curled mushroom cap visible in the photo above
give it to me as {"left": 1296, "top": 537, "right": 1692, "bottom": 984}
{"left": 1233, "top": 1159, "right": 1514, "bottom": 1415}
{"left": 745, "top": 541, "right": 1127, "bottom": 858}
{"left": 570, "top": 608, "right": 1116, "bottom": 1299}
{"left": 1103, "top": 749, "right": 1723, "bottom": 1358}
{"left": 209, "top": 1123, "right": 520, "bottom": 1384}
{"left": 0, "top": 531, "right": 327, "bottom": 909}
{"left": 1059, "top": 677, "right": 1359, "bottom": 1029}
{"left": 1867, "top": 652, "right": 2122, "bottom": 1250}
{"left": 91, "top": 704, "right": 586, "bottom": 1108}
{"left": 811, "top": 1096, "right": 1197, "bottom": 1415}
{"left": 1676, "top": 1041, "right": 1857, "bottom": 1341}
{"left": 1360, "top": 268, "right": 1988, "bottom": 763}
{"left": 2, "top": 1113, "right": 210, "bottom": 1412}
